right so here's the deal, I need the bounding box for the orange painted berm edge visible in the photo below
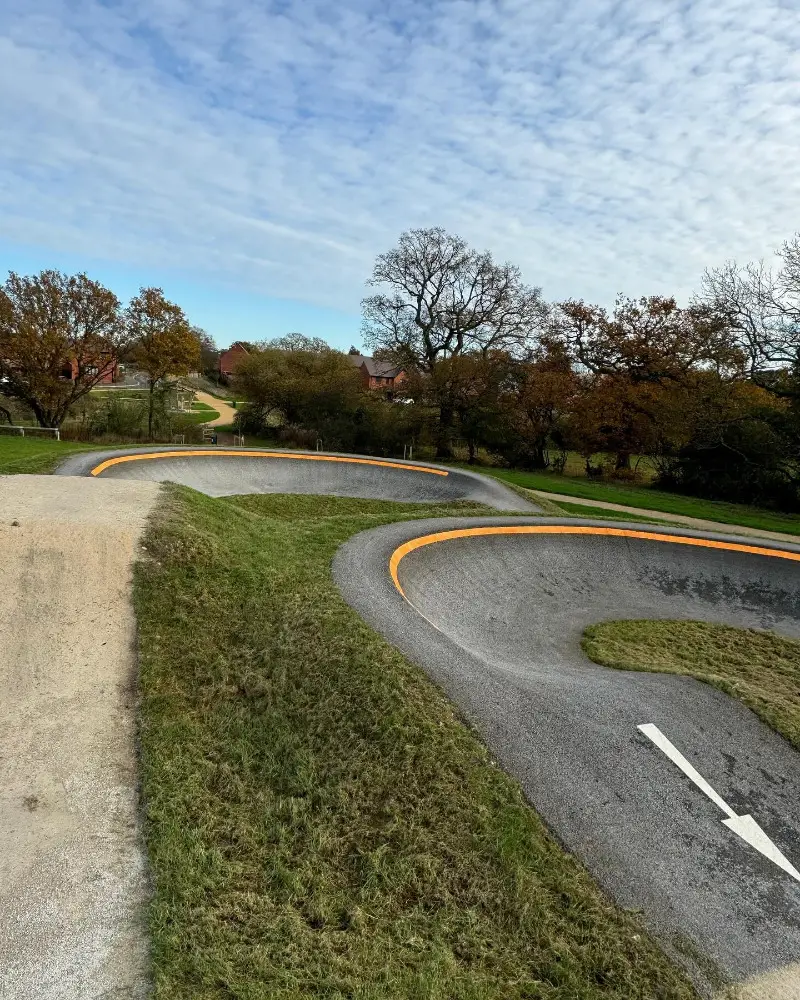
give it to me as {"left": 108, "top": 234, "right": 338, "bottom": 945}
{"left": 389, "top": 525, "right": 800, "bottom": 599}
{"left": 90, "top": 450, "right": 448, "bottom": 477}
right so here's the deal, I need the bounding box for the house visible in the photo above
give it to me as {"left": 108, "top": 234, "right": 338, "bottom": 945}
{"left": 219, "top": 342, "right": 250, "bottom": 378}
{"left": 61, "top": 355, "right": 119, "bottom": 385}
{"left": 348, "top": 354, "right": 407, "bottom": 393}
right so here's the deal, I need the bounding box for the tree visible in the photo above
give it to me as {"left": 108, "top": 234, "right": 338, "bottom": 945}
{"left": 403, "top": 352, "right": 510, "bottom": 463}
{"left": 191, "top": 326, "right": 219, "bottom": 377}
{"left": 0, "top": 270, "right": 127, "bottom": 427}
{"left": 267, "top": 332, "right": 331, "bottom": 353}
{"left": 499, "top": 341, "right": 580, "bottom": 469}
{"left": 557, "top": 295, "right": 740, "bottom": 469}
{"left": 701, "top": 236, "right": 800, "bottom": 394}
{"left": 361, "top": 228, "right": 545, "bottom": 456}
{"left": 233, "top": 344, "right": 363, "bottom": 447}
{"left": 127, "top": 288, "right": 200, "bottom": 438}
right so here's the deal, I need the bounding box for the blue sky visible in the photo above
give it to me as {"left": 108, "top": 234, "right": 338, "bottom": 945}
{"left": 1, "top": 0, "right": 799, "bottom": 350}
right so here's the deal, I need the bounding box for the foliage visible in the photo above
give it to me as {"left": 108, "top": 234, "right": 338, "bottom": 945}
{"left": 61, "top": 386, "right": 207, "bottom": 443}
{"left": 0, "top": 270, "right": 128, "bottom": 427}
{"left": 191, "top": 325, "right": 219, "bottom": 378}
{"left": 233, "top": 344, "right": 364, "bottom": 448}
{"left": 127, "top": 287, "right": 200, "bottom": 437}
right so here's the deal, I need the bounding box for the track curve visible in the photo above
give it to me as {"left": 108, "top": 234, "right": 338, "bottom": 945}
{"left": 55, "top": 446, "right": 535, "bottom": 509}
{"left": 334, "top": 517, "right": 800, "bottom": 997}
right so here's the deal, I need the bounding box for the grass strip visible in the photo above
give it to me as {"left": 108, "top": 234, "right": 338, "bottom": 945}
{"left": 459, "top": 466, "right": 800, "bottom": 536}
{"left": 134, "top": 487, "right": 696, "bottom": 999}
{"left": 583, "top": 620, "right": 800, "bottom": 750}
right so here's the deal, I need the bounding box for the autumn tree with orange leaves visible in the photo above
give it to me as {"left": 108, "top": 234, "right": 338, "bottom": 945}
{"left": 556, "top": 296, "right": 742, "bottom": 470}
{"left": 0, "top": 270, "right": 128, "bottom": 427}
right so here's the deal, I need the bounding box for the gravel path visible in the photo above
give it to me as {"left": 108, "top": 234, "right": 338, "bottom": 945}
{"left": 194, "top": 390, "right": 238, "bottom": 427}
{"left": 0, "top": 475, "right": 160, "bottom": 1000}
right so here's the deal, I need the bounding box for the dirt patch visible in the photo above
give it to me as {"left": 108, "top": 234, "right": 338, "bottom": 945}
{"left": 0, "top": 475, "right": 160, "bottom": 999}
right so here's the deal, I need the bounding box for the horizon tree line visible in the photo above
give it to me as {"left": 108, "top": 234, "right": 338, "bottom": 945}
{"left": 2, "top": 227, "right": 799, "bottom": 509}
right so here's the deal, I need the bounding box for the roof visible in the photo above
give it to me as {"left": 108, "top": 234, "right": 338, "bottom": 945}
{"left": 224, "top": 342, "right": 250, "bottom": 354}
{"left": 348, "top": 354, "right": 404, "bottom": 378}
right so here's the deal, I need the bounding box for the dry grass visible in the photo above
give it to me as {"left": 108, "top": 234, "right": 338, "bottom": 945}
{"left": 583, "top": 619, "right": 800, "bottom": 749}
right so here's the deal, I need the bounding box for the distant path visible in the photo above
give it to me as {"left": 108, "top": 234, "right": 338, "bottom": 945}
{"left": 533, "top": 489, "right": 800, "bottom": 544}
{"left": 0, "top": 475, "right": 160, "bottom": 999}
{"left": 194, "top": 391, "right": 237, "bottom": 427}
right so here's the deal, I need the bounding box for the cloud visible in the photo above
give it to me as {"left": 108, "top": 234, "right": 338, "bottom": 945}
{"left": 1, "top": 0, "right": 800, "bottom": 314}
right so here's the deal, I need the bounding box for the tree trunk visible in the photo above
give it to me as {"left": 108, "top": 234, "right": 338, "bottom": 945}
{"left": 530, "top": 440, "right": 549, "bottom": 469}
{"left": 30, "top": 400, "right": 60, "bottom": 428}
{"left": 467, "top": 438, "right": 476, "bottom": 464}
{"left": 615, "top": 451, "right": 631, "bottom": 471}
{"left": 435, "top": 404, "right": 454, "bottom": 459}
{"left": 148, "top": 380, "right": 155, "bottom": 439}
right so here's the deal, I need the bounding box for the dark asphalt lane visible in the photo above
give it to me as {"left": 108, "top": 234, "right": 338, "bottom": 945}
{"left": 333, "top": 517, "right": 800, "bottom": 997}
{"left": 55, "top": 447, "right": 535, "bottom": 510}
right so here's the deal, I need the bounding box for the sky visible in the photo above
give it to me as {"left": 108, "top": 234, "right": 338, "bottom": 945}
{"left": 1, "top": 0, "right": 799, "bottom": 351}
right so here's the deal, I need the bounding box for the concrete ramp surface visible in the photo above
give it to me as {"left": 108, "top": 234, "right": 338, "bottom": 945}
{"left": 57, "top": 446, "right": 534, "bottom": 509}
{"left": 334, "top": 518, "right": 800, "bottom": 998}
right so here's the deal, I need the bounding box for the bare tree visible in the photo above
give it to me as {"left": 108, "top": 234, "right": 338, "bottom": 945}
{"left": 361, "top": 228, "right": 545, "bottom": 373}
{"left": 361, "top": 228, "right": 545, "bottom": 456}
{"left": 0, "top": 270, "right": 127, "bottom": 427}
{"left": 700, "top": 235, "right": 800, "bottom": 383}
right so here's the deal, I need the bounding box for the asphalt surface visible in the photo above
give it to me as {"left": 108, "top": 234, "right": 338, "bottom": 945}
{"left": 334, "top": 517, "right": 800, "bottom": 998}
{"left": 56, "top": 446, "right": 535, "bottom": 509}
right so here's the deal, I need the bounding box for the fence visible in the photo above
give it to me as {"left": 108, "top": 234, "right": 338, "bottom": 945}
{"left": 0, "top": 425, "right": 60, "bottom": 440}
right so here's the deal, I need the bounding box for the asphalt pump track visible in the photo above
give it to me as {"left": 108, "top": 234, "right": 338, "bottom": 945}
{"left": 57, "top": 448, "right": 800, "bottom": 996}
{"left": 334, "top": 516, "right": 800, "bottom": 997}
{"left": 57, "top": 446, "right": 534, "bottom": 508}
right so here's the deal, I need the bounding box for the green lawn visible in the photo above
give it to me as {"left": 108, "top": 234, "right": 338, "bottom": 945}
{"left": 191, "top": 401, "right": 217, "bottom": 412}
{"left": 133, "top": 487, "right": 696, "bottom": 1000}
{"left": 583, "top": 620, "right": 800, "bottom": 751}
{"left": 0, "top": 436, "right": 104, "bottom": 474}
{"left": 460, "top": 466, "right": 800, "bottom": 537}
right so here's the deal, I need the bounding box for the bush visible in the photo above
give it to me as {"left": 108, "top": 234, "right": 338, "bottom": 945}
{"left": 655, "top": 417, "right": 800, "bottom": 511}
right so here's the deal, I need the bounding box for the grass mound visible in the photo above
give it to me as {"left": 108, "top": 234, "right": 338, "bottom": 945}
{"left": 583, "top": 620, "right": 800, "bottom": 749}
{"left": 134, "top": 487, "right": 695, "bottom": 999}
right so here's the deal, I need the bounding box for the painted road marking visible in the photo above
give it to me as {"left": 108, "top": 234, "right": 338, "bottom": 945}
{"left": 90, "top": 451, "right": 448, "bottom": 477}
{"left": 638, "top": 723, "right": 800, "bottom": 883}
{"left": 388, "top": 525, "right": 800, "bottom": 600}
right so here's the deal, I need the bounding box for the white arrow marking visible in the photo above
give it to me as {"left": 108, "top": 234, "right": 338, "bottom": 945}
{"left": 638, "top": 723, "right": 800, "bottom": 883}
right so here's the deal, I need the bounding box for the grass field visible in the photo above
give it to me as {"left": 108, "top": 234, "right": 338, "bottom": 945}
{"left": 0, "top": 436, "right": 103, "bottom": 474}
{"left": 463, "top": 466, "right": 800, "bottom": 536}
{"left": 133, "top": 487, "right": 697, "bottom": 1000}
{"left": 583, "top": 620, "right": 800, "bottom": 750}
